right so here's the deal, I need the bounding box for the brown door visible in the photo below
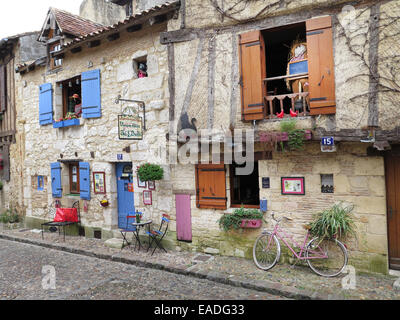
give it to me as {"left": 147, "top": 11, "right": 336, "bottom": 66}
{"left": 385, "top": 154, "right": 400, "bottom": 270}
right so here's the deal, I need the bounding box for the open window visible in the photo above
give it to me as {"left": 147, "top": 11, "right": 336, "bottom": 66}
{"left": 50, "top": 41, "right": 63, "bottom": 69}
{"left": 230, "top": 162, "right": 260, "bottom": 208}
{"left": 57, "top": 75, "right": 82, "bottom": 120}
{"left": 239, "top": 16, "right": 336, "bottom": 121}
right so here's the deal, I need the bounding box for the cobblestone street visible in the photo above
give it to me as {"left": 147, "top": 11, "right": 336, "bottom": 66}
{"left": 0, "top": 239, "right": 287, "bottom": 300}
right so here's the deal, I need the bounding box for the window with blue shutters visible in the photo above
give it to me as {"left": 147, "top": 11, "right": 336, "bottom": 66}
{"left": 39, "top": 83, "right": 53, "bottom": 126}
{"left": 79, "top": 162, "right": 91, "bottom": 200}
{"left": 50, "top": 162, "right": 62, "bottom": 198}
{"left": 81, "top": 69, "right": 101, "bottom": 119}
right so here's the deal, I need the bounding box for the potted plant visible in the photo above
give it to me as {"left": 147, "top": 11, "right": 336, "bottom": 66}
{"left": 100, "top": 198, "right": 109, "bottom": 207}
{"left": 308, "top": 202, "right": 356, "bottom": 240}
{"left": 218, "top": 207, "right": 264, "bottom": 231}
{"left": 137, "top": 163, "right": 164, "bottom": 182}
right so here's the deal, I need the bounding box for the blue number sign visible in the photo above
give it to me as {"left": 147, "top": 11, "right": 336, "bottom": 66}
{"left": 321, "top": 137, "right": 334, "bottom": 146}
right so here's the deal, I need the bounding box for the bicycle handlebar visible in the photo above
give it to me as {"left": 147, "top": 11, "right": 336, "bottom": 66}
{"left": 271, "top": 212, "right": 293, "bottom": 223}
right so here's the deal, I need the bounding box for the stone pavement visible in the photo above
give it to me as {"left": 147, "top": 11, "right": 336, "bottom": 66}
{"left": 0, "top": 226, "right": 399, "bottom": 300}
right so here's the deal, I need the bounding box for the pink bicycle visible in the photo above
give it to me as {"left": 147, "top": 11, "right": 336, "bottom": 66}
{"left": 253, "top": 213, "right": 348, "bottom": 277}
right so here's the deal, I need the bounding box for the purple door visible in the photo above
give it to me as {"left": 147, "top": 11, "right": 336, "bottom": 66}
{"left": 175, "top": 194, "right": 192, "bottom": 242}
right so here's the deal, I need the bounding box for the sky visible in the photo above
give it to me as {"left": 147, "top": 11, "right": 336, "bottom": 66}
{"left": 0, "top": 0, "right": 83, "bottom": 39}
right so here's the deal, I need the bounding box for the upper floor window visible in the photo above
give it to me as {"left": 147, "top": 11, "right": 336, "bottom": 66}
{"left": 239, "top": 16, "right": 336, "bottom": 121}
{"left": 50, "top": 42, "right": 63, "bottom": 69}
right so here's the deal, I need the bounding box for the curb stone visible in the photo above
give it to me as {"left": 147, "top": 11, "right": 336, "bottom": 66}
{"left": 0, "top": 233, "right": 324, "bottom": 300}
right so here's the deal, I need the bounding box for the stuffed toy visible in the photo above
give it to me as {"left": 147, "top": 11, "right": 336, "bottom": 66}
{"left": 286, "top": 40, "right": 310, "bottom": 113}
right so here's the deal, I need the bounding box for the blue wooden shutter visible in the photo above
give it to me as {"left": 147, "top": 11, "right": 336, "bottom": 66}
{"left": 50, "top": 162, "right": 62, "bottom": 198}
{"left": 39, "top": 83, "right": 53, "bottom": 125}
{"left": 81, "top": 69, "right": 101, "bottom": 119}
{"left": 79, "top": 162, "right": 91, "bottom": 200}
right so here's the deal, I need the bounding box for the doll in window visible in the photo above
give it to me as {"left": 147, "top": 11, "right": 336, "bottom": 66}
{"left": 70, "top": 93, "right": 82, "bottom": 117}
{"left": 138, "top": 63, "right": 148, "bottom": 78}
{"left": 286, "top": 40, "right": 310, "bottom": 115}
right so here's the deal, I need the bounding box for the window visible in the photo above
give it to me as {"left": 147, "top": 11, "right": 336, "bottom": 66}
{"left": 195, "top": 164, "right": 227, "bottom": 210}
{"left": 321, "top": 174, "right": 334, "bottom": 193}
{"left": 69, "top": 163, "right": 80, "bottom": 194}
{"left": 37, "top": 176, "right": 45, "bottom": 191}
{"left": 133, "top": 56, "right": 148, "bottom": 78}
{"left": 50, "top": 42, "right": 63, "bottom": 69}
{"left": 230, "top": 162, "right": 260, "bottom": 207}
{"left": 57, "top": 76, "right": 82, "bottom": 119}
{"left": 239, "top": 16, "right": 336, "bottom": 121}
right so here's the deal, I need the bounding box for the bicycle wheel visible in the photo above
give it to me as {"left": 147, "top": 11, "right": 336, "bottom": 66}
{"left": 253, "top": 232, "right": 281, "bottom": 271}
{"left": 306, "top": 238, "right": 348, "bottom": 277}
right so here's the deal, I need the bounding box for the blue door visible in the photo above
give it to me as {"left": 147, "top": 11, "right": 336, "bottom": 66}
{"left": 116, "top": 163, "right": 135, "bottom": 230}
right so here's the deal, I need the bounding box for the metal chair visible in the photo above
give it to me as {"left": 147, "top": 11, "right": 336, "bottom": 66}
{"left": 146, "top": 214, "right": 170, "bottom": 256}
{"left": 120, "top": 214, "right": 138, "bottom": 250}
{"left": 41, "top": 201, "right": 81, "bottom": 241}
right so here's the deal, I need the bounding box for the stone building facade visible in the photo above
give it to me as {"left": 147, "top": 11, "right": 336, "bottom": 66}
{"left": 0, "top": 32, "right": 46, "bottom": 214}
{"left": 16, "top": 2, "right": 179, "bottom": 238}
{"left": 7, "top": 0, "right": 400, "bottom": 275}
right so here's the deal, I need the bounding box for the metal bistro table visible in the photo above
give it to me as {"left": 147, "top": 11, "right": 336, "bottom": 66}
{"left": 132, "top": 220, "right": 153, "bottom": 251}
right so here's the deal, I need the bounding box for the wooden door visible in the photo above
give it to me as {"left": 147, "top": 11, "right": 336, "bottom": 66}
{"left": 116, "top": 163, "right": 135, "bottom": 230}
{"left": 385, "top": 155, "right": 400, "bottom": 270}
{"left": 175, "top": 194, "right": 192, "bottom": 242}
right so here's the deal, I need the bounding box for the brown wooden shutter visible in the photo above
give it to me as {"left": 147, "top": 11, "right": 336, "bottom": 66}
{"left": 306, "top": 16, "right": 336, "bottom": 115}
{"left": 195, "top": 164, "right": 227, "bottom": 210}
{"left": 239, "top": 30, "right": 266, "bottom": 121}
{"left": 0, "top": 65, "right": 6, "bottom": 113}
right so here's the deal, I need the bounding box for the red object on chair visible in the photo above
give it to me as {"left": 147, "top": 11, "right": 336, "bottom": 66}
{"left": 54, "top": 208, "right": 79, "bottom": 223}
{"left": 276, "top": 111, "right": 284, "bottom": 118}
{"left": 290, "top": 109, "right": 298, "bottom": 117}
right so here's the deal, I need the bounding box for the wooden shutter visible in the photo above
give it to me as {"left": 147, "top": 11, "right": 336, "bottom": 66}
{"left": 306, "top": 16, "right": 336, "bottom": 115}
{"left": 39, "top": 83, "right": 53, "bottom": 125}
{"left": 81, "top": 69, "right": 101, "bottom": 119}
{"left": 195, "top": 164, "right": 227, "bottom": 210}
{"left": 239, "top": 30, "right": 266, "bottom": 121}
{"left": 51, "top": 162, "right": 62, "bottom": 198}
{"left": 79, "top": 162, "right": 91, "bottom": 200}
{"left": 0, "top": 65, "right": 6, "bottom": 113}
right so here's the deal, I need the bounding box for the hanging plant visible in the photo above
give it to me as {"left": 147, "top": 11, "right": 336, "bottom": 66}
{"left": 218, "top": 207, "right": 264, "bottom": 231}
{"left": 137, "top": 163, "right": 164, "bottom": 182}
{"left": 279, "top": 118, "right": 306, "bottom": 151}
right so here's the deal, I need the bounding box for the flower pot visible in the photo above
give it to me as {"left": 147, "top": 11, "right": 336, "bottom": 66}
{"left": 100, "top": 201, "right": 109, "bottom": 207}
{"left": 240, "top": 219, "right": 262, "bottom": 229}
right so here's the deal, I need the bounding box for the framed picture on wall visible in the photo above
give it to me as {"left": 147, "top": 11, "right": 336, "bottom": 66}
{"left": 93, "top": 172, "right": 106, "bottom": 194}
{"left": 281, "top": 177, "right": 305, "bottom": 195}
{"left": 143, "top": 190, "right": 152, "bottom": 205}
{"left": 148, "top": 181, "right": 155, "bottom": 190}
{"left": 138, "top": 177, "right": 147, "bottom": 188}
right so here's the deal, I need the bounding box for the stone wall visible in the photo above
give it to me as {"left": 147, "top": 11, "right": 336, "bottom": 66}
{"left": 17, "top": 22, "right": 174, "bottom": 233}
{"left": 167, "top": 0, "right": 400, "bottom": 134}
{"left": 80, "top": 0, "right": 127, "bottom": 26}
{"left": 168, "top": 142, "right": 388, "bottom": 274}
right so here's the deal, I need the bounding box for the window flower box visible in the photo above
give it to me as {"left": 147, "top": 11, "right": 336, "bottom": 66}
{"left": 53, "top": 121, "right": 64, "bottom": 128}
{"left": 240, "top": 219, "right": 262, "bottom": 229}
{"left": 63, "top": 118, "right": 80, "bottom": 128}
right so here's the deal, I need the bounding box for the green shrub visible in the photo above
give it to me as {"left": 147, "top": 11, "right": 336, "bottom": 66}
{"left": 218, "top": 207, "right": 263, "bottom": 231}
{"left": 280, "top": 119, "right": 306, "bottom": 151}
{"left": 137, "top": 163, "right": 164, "bottom": 182}
{"left": 309, "top": 202, "right": 356, "bottom": 240}
{"left": 0, "top": 209, "right": 20, "bottom": 224}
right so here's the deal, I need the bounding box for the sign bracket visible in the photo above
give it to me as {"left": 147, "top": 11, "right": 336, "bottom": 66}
{"left": 115, "top": 95, "right": 146, "bottom": 131}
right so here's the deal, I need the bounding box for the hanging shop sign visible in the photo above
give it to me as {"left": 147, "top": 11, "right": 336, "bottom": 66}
{"left": 118, "top": 114, "right": 143, "bottom": 140}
